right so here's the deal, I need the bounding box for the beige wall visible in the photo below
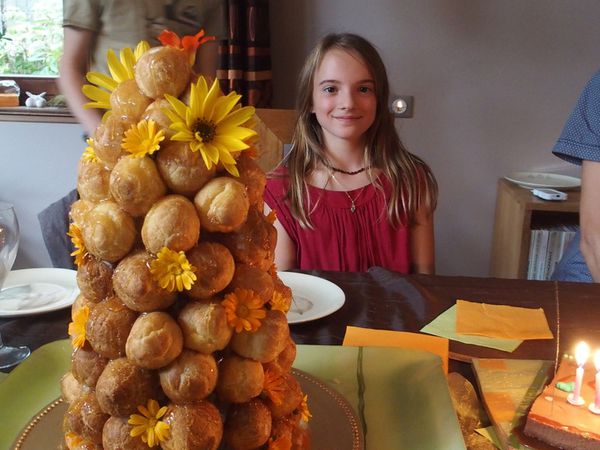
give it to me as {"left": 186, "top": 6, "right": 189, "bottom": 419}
{"left": 269, "top": 0, "right": 599, "bottom": 277}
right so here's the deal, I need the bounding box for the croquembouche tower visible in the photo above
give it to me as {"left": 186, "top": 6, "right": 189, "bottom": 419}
{"left": 61, "top": 29, "right": 311, "bottom": 450}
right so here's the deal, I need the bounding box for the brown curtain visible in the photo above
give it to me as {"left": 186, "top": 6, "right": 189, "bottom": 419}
{"left": 217, "top": 0, "right": 272, "bottom": 107}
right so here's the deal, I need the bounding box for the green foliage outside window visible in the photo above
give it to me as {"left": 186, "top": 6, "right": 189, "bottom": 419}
{"left": 0, "top": 1, "right": 62, "bottom": 76}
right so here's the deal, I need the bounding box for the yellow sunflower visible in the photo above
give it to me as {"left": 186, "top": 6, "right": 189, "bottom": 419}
{"left": 149, "top": 247, "right": 197, "bottom": 292}
{"left": 122, "top": 119, "right": 166, "bottom": 157}
{"left": 82, "top": 41, "right": 150, "bottom": 115}
{"left": 128, "top": 399, "right": 170, "bottom": 448}
{"left": 163, "top": 76, "right": 257, "bottom": 176}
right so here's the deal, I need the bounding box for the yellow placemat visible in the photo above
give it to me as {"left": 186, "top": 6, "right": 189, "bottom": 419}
{"left": 456, "top": 300, "right": 553, "bottom": 340}
{"left": 343, "top": 326, "right": 449, "bottom": 374}
{"left": 420, "top": 305, "right": 523, "bottom": 352}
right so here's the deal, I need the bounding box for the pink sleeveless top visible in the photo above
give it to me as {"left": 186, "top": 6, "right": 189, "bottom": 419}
{"left": 264, "top": 170, "right": 410, "bottom": 273}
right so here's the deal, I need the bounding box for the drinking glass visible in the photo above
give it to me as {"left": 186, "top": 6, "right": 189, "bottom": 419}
{"left": 0, "top": 202, "right": 30, "bottom": 369}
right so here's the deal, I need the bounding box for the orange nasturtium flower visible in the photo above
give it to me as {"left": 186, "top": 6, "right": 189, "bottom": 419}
{"left": 221, "top": 288, "right": 266, "bottom": 333}
{"left": 149, "top": 247, "right": 197, "bottom": 293}
{"left": 158, "top": 28, "right": 215, "bottom": 66}
{"left": 68, "top": 305, "right": 89, "bottom": 349}
{"left": 128, "top": 399, "right": 170, "bottom": 448}
{"left": 67, "top": 223, "right": 88, "bottom": 267}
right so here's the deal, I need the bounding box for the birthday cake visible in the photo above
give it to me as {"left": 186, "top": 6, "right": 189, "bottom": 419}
{"left": 60, "top": 29, "right": 311, "bottom": 450}
{"left": 524, "top": 356, "right": 600, "bottom": 450}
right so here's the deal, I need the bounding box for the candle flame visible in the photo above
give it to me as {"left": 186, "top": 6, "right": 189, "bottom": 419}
{"left": 575, "top": 341, "right": 590, "bottom": 366}
{"left": 595, "top": 350, "right": 600, "bottom": 372}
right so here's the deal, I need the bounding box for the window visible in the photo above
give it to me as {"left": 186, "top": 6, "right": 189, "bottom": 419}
{"left": 0, "top": 0, "right": 62, "bottom": 102}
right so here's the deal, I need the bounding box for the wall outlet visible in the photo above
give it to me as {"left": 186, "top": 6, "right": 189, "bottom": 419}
{"left": 390, "top": 95, "right": 414, "bottom": 118}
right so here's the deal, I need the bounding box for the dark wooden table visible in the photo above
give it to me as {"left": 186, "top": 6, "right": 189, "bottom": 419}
{"left": 2, "top": 267, "right": 600, "bottom": 373}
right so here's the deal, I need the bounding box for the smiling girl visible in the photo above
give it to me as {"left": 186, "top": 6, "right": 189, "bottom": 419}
{"left": 265, "top": 33, "right": 438, "bottom": 273}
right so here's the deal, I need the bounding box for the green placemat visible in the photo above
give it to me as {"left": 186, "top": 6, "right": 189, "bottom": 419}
{"left": 0, "top": 341, "right": 465, "bottom": 450}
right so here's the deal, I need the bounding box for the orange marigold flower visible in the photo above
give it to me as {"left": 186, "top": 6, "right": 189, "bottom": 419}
{"left": 263, "top": 367, "right": 287, "bottom": 406}
{"left": 221, "top": 288, "right": 266, "bottom": 333}
{"left": 158, "top": 28, "right": 215, "bottom": 66}
{"left": 67, "top": 223, "right": 88, "bottom": 267}
{"left": 68, "top": 305, "right": 90, "bottom": 349}
{"left": 268, "top": 434, "right": 293, "bottom": 450}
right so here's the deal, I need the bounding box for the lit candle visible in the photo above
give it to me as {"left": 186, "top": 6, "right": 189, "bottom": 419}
{"left": 589, "top": 350, "right": 600, "bottom": 414}
{"left": 568, "top": 341, "right": 589, "bottom": 406}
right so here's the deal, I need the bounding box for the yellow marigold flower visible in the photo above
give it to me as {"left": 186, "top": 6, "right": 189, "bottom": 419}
{"left": 82, "top": 138, "right": 99, "bottom": 163}
{"left": 67, "top": 223, "right": 88, "bottom": 267}
{"left": 270, "top": 291, "right": 290, "bottom": 313}
{"left": 221, "top": 288, "right": 266, "bottom": 333}
{"left": 82, "top": 40, "right": 150, "bottom": 114}
{"left": 163, "top": 76, "right": 257, "bottom": 176}
{"left": 263, "top": 367, "right": 286, "bottom": 406}
{"left": 268, "top": 435, "right": 292, "bottom": 450}
{"left": 149, "top": 247, "right": 197, "bottom": 293}
{"left": 122, "top": 119, "right": 166, "bottom": 157}
{"left": 298, "top": 394, "right": 312, "bottom": 423}
{"left": 68, "top": 305, "right": 89, "bottom": 349}
{"left": 128, "top": 399, "right": 170, "bottom": 448}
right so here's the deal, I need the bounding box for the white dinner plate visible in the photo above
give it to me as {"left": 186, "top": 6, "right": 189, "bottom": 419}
{"left": 504, "top": 171, "right": 581, "bottom": 189}
{"left": 0, "top": 268, "right": 78, "bottom": 318}
{"left": 279, "top": 272, "right": 345, "bottom": 324}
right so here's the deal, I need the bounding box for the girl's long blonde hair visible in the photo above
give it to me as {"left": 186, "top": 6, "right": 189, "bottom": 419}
{"left": 282, "top": 33, "right": 437, "bottom": 229}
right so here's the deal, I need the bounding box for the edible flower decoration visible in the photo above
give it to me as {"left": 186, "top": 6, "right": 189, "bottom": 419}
{"left": 82, "top": 41, "right": 150, "bottom": 116}
{"left": 158, "top": 28, "right": 215, "bottom": 66}
{"left": 67, "top": 223, "right": 88, "bottom": 267}
{"left": 122, "top": 119, "right": 166, "bottom": 157}
{"left": 128, "top": 399, "right": 170, "bottom": 448}
{"left": 263, "top": 367, "right": 286, "bottom": 406}
{"left": 149, "top": 247, "right": 197, "bottom": 292}
{"left": 68, "top": 305, "right": 89, "bottom": 349}
{"left": 266, "top": 210, "right": 277, "bottom": 224}
{"left": 64, "top": 432, "right": 85, "bottom": 449}
{"left": 163, "top": 76, "right": 257, "bottom": 176}
{"left": 268, "top": 434, "right": 293, "bottom": 450}
{"left": 221, "top": 288, "right": 266, "bottom": 333}
{"left": 269, "top": 291, "right": 290, "bottom": 313}
{"left": 82, "top": 137, "right": 100, "bottom": 163}
{"left": 298, "top": 394, "right": 312, "bottom": 423}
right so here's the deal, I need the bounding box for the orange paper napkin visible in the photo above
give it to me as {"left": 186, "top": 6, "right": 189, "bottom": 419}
{"left": 343, "top": 326, "right": 449, "bottom": 374}
{"left": 455, "top": 299, "right": 553, "bottom": 340}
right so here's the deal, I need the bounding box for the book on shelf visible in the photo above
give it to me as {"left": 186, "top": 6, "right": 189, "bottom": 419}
{"left": 527, "top": 225, "right": 578, "bottom": 280}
